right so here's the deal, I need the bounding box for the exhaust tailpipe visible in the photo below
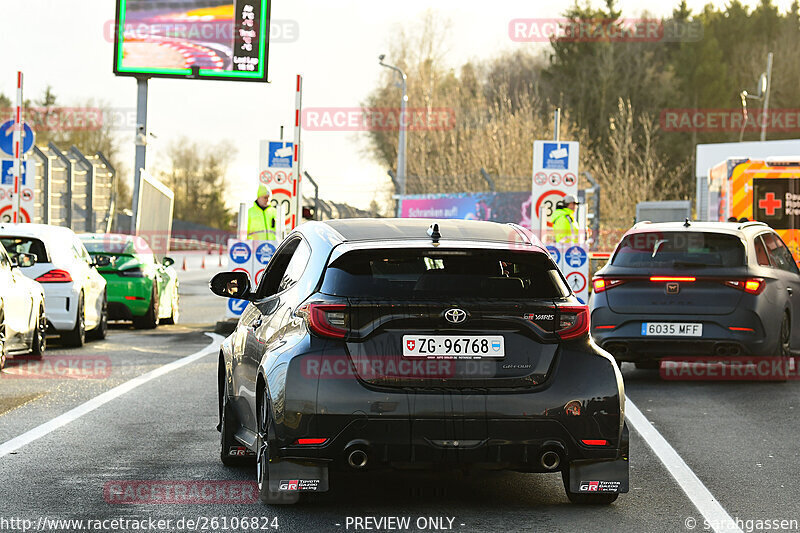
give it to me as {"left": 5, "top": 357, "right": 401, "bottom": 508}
{"left": 347, "top": 449, "right": 368, "bottom": 469}
{"left": 540, "top": 450, "right": 561, "bottom": 471}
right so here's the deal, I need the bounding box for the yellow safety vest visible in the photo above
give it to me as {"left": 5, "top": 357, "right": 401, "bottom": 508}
{"left": 247, "top": 202, "right": 277, "bottom": 240}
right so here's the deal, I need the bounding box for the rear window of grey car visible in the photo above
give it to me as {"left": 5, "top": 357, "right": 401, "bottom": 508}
{"left": 321, "top": 249, "right": 569, "bottom": 299}
{"left": 612, "top": 231, "right": 745, "bottom": 268}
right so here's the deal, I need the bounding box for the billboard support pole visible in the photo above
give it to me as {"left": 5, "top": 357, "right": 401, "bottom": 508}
{"left": 131, "top": 76, "right": 149, "bottom": 233}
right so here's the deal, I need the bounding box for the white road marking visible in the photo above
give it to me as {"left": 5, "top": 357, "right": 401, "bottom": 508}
{"left": 626, "top": 399, "right": 743, "bottom": 533}
{"left": 0, "top": 333, "right": 222, "bottom": 459}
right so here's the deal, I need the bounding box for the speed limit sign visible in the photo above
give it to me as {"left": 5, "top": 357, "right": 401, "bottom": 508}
{"left": 534, "top": 190, "right": 567, "bottom": 228}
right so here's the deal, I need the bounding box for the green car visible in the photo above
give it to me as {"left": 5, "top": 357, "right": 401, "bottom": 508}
{"left": 79, "top": 233, "right": 180, "bottom": 329}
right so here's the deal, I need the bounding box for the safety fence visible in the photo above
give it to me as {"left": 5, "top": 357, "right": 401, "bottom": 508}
{"left": 29, "top": 143, "right": 115, "bottom": 233}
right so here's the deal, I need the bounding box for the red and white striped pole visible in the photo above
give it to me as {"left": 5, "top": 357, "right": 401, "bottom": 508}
{"left": 12, "top": 71, "right": 23, "bottom": 224}
{"left": 292, "top": 74, "right": 303, "bottom": 230}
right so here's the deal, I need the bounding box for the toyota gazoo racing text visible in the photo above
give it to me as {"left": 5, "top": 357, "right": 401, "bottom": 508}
{"left": 210, "top": 219, "right": 628, "bottom": 505}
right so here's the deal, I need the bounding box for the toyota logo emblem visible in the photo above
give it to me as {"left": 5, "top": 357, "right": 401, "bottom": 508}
{"left": 444, "top": 308, "right": 468, "bottom": 324}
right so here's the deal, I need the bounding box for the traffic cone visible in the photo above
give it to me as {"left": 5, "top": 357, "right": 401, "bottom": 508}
{"left": 182, "top": 257, "right": 187, "bottom": 271}
{"left": 218, "top": 248, "right": 224, "bottom": 267}
{"left": 201, "top": 255, "right": 206, "bottom": 269}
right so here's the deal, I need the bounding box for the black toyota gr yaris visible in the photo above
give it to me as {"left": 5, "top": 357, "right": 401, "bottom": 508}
{"left": 210, "top": 218, "right": 628, "bottom": 505}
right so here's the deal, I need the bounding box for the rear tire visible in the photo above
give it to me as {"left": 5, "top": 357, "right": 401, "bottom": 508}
{"left": 61, "top": 294, "right": 86, "bottom": 348}
{"left": 562, "top": 469, "right": 619, "bottom": 505}
{"left": 30, "top": 304, "right": 46, "bottom": 357}
{"left": 88, "top": 293, "right": 108, "bottom": 340}
{"left": 772, "top": 313, "right": 791, "bottom": 382}
{"left": 133, "top": 287, "right": 159, "bottom": 330}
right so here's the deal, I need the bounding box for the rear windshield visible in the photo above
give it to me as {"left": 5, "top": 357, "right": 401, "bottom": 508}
{"left": 321, "top": 249, "right": 570, "bottom": 299}
{"left": 0, "top": 237, "right": 49, "bottom": 263}
{"left": 81, "top": 237, "right": 151, "bottom": 256}
{"left": 612, "top": 232, "right": 745, "bottom": 268}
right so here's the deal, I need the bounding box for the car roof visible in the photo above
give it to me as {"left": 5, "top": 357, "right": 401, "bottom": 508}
{"left": 321, "top": 218, "right": 534, "bottom": 245}
{"left": 0, "top": 223, "right": 77, "bottom": 244}
{"left": 625, "top": 220, "right": 772, "bottom": 237}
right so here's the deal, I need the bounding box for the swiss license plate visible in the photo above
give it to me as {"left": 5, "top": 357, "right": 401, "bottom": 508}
{"left": 402, "top": 335, "right": 505, "bottom": 358}
{"left": 641, "top": 322, "right": 703, "bottom": 337}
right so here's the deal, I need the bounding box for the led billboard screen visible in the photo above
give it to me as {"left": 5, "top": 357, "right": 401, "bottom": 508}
{"left": 113, "top": 0, "right": 270, "bottom": 82}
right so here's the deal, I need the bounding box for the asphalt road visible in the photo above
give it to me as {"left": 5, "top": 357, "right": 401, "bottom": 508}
{"left": 1, "top": 255, "right": 798, "bottom": 533}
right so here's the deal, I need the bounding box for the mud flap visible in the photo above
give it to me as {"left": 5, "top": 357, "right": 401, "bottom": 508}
{"left": 268, "top": 460, "right": 329, "bottom": 493}
{"left": 568, "top": 423, "right": 629, "bottom": 494}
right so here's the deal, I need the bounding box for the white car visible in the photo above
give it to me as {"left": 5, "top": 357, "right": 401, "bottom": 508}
{"left": 0, "top": 224, "right": 108, "bottom": 347}
{"left": 0, "top": 242, "right": 47, "bottom": 371}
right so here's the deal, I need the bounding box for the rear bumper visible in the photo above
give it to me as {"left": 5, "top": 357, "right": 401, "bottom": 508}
{"left": 42, "top": 283, "right": 79, "bottom": 332}
{"left": 591, "top": 307, "right": 775, "bottom": 359}
{"left": 104, "top": 276, "right": 152, "bottom": 318}
{"left": 260, "top": 342, "right": 626, "bottom": 472}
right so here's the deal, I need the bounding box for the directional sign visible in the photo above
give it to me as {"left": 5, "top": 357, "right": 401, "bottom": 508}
{"left": 229, "top": 242, "right": 252, "bottom": 264}
{"left": 2, "top": 160, "right": 28, "bottom": 185}
{"left": 255, "top": 242, "right": 276, "bottom": 265}
{"left": 228, "top": 299, "right": 248, "bottom": 316}
{"left": 0, "top": 121, "right": 34, "bottom": 156}
{"left": 565, "top": 246, "right": 588, "bottom": 268}
{"left": 546, "top": 245, "right": 561, "bottom": 264}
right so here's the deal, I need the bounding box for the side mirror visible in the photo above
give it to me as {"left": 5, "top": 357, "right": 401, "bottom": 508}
{"left": 15, "top": 253, "right": 36, "bottom": 268}
{"left": 93, "top": 255, "right": 112, "bottom": 268}
{"left": 162, "top": 257, "right": 175, "bottom": 267}
{"left": 210, "top": 271, "right": 254, "bottom": 300}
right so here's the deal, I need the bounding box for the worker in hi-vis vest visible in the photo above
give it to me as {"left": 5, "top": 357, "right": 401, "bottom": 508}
{"left": 551, "top": 194, "right": 580, "bottom": 244}
{"left": 247, "top": 184, "right": 278, "bottom": 240}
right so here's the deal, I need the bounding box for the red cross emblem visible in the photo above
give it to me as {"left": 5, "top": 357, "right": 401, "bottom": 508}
{"left": 406, "top": 340, "right": 415, "bottom": 351}
{"left": 758, "top": 192, "right": 782, "bottom": 216}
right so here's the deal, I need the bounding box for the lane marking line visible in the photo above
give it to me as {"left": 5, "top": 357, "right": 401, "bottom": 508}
{"left": 0, "top": 333, "right": 223, "bottom": 459}
{"left": 626, "top": 399, "right": 744, "bottom": 533}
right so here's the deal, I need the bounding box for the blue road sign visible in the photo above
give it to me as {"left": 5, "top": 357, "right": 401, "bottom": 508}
{"left": 255, "top": 242, "right": 276, "bottom": 265}
{"left": 565, "top": 246, "right": 587, "bottom": 268}
{"left": 1, "top": 160, "right": 28, "bottom": 186}
{"left": 228, "top": 299, "right": 248, "bottom": 316}
{"left": 229, "top": 242, "right": 252, "bottom": 264}
{"left": 268, "top": 142, "right": 293, "bottom": 169}
{"left": 542, "top": 142, "right": 569, "bottom": 170}
{"left": 546, "top": 245, "right": 561, "bottom": 265}
{"left": 0, "top": 121, "right": 35, "bottom": 157}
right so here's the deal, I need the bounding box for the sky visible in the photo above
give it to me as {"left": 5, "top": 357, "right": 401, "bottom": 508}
{"left": 0, "top": 0, "right": 794, "bottom": 213}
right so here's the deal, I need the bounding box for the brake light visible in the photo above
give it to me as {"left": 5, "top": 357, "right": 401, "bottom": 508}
{"left": 592, "top": 278, "right": 626, "bottom": 293}
{"left": 729, "top": 327, "right": 754, "bottom": 332}
{"left": 35, "top": 269, "right": 72, "bottom": 283}
{"left": 594, "top": 325, "right": 616, "bottom": 330}
{"left": 297, "top": 303, "right": 347, "bottom": 339}
{"left": 724, "top": 278, "right": 765, "bottom": 295}
{"left": 581, "top": 439, "right": 609, "bottom": 446}
{"left": 125, "top": 296, "right": 146, "bottom": 301}
{"left": 295, "top": 438, "right": 328, "bottom": 445}
{"left": 555, "top": 305, "right": 589, "bottom": 340}
{"left": 650, "top": 276, "right": 696, "bottom": 282}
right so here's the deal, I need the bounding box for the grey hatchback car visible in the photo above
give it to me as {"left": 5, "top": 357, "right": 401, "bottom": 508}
{"left": 590, "top": 221, "right": 799, "bottom": 367}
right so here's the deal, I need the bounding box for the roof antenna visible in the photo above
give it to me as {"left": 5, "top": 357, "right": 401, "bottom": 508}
{"left": 683, "top": 218, "right": 691, "bottom": 228}
{"left": 427, "top": 223, "right": 441, "bottom": 243}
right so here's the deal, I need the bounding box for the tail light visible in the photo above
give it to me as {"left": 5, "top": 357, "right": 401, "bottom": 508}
{"left": 297, "top": 303, "right": 347, "bottom": 339}
{"left": 555, "top": 305, "right": 589, "bottom": 340}
{"left": 650, "top": 276, "right": 696, "bottom": 282}
{"left": 35, "top": 269, "right": 72, "bottom": 283}
{"left": 724, "top": 278, "right": 765, "bottom": 295}
{"left": 581, "top": 439, "right": 609, "bottom": 446}
{"left": 592, "top": 278, "right": 626, "bottom": 293}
